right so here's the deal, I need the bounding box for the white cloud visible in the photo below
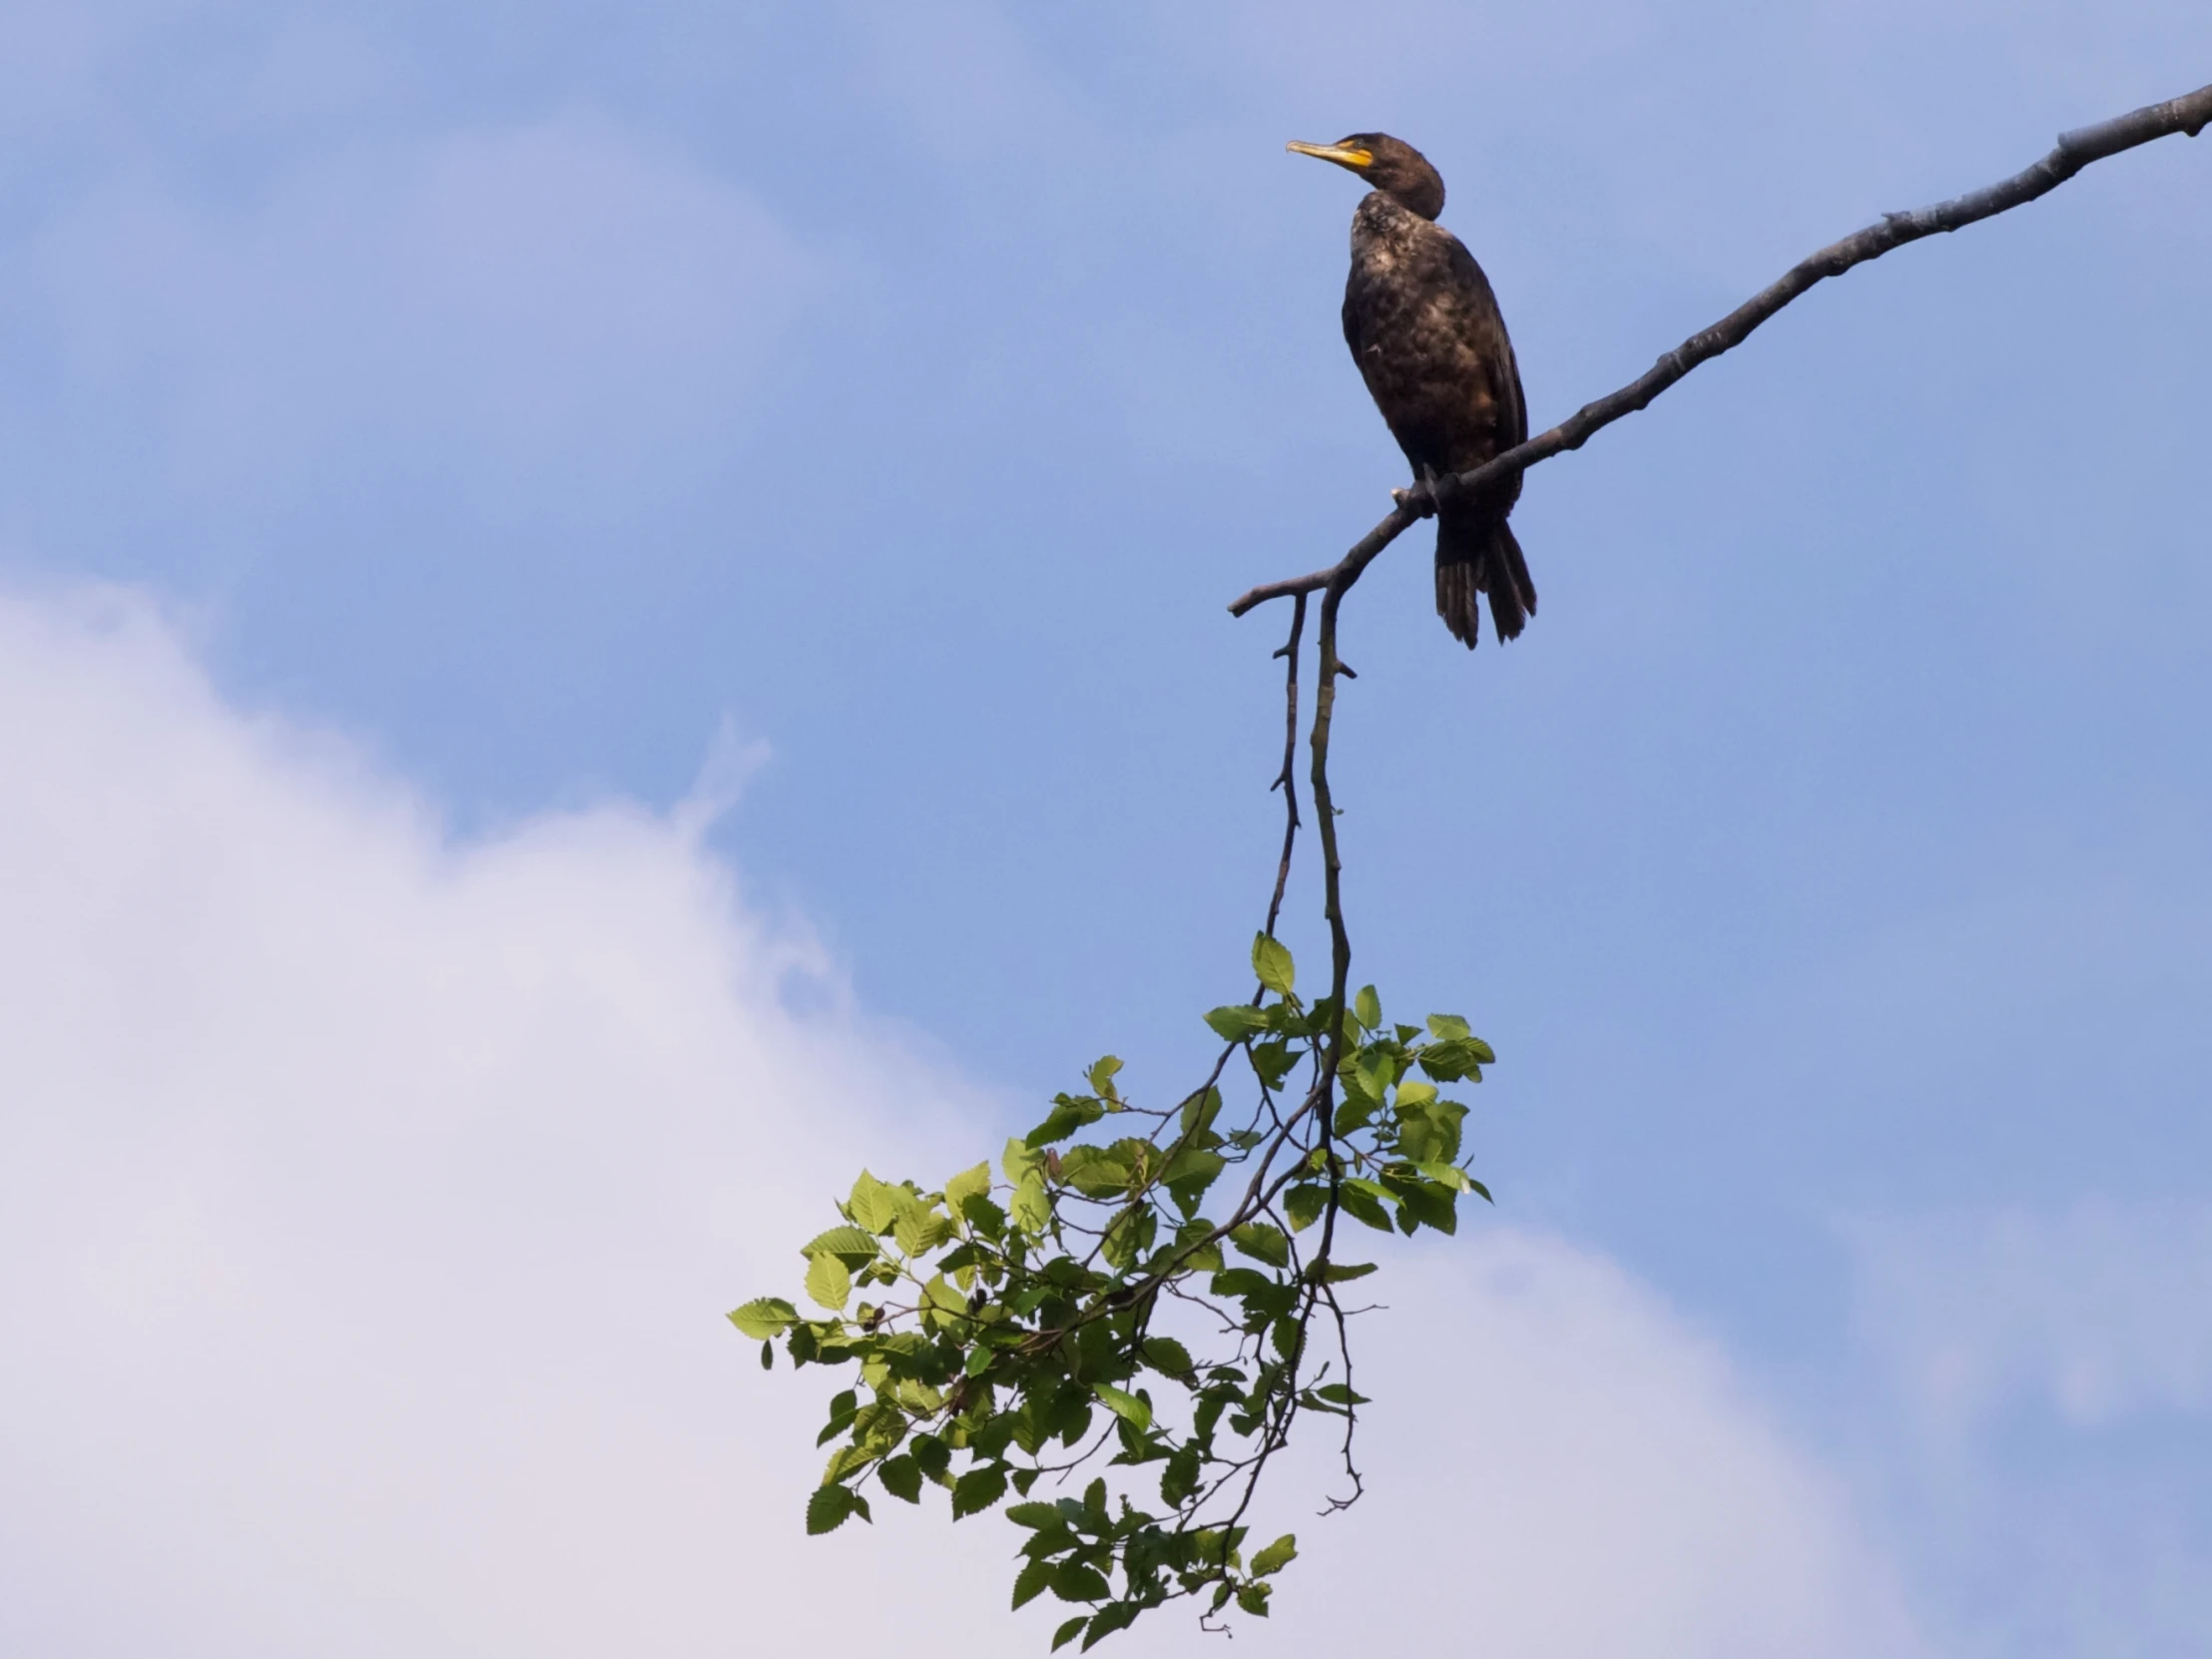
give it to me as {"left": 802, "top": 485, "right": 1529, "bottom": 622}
{"left": 0, "top": 585, "right": 1930, "bottom": 1657}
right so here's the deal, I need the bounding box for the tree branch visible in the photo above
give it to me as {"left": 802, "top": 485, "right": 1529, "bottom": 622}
{"left": 1229, "top": 79, "right": 2212, "bottom": 618}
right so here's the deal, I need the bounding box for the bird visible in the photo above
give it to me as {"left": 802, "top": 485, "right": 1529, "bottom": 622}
{"left": 1288, "top": 133, "right": 1535, "bottom": 649}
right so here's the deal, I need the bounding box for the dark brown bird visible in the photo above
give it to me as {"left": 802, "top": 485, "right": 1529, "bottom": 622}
{"left": 1288, "top": 133, "right": 1534, "bottom": 648}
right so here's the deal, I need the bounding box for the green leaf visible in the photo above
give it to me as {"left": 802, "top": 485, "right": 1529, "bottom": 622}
{"left": 1283, "top": 1183, "right": 1327, "bottom": 1233}
{"left": 920, "top": 1274, "right": 968, "bottom": 1323}
{"left": 1252, "top": 1533, "right": 1299, "bottom": 1576}
{"left": 1337, "top": 1178, "right": 1396, "bottom": 1233}
{"left": 1180, "top": 1086, "right": 1225, "bottom": 1138}
{"left": 804, "top": 1253, "right": 850, "bottom": 1312}
{"left": 1093, "top": 1383, "right": 1152, "bottom": 1432}
{"left": 1006, "top": 1501, "right": 1063, "bottom": 1529}
{"left": 951, "top": 1462, "right": 1007, "bottom": 1519}
{"left": 960, "top": 1193, "right": 1008, "bottom": 1236}
{"left": 1011, "top": 1171, "right": 1054, "bottom": 1234}
{"left": 801, "top": 1225, "right": 880, "bottom": 1267}
{"left": 1425, "top": 1013, "right": 1471, "bottom": 1042}
{"left": 1333, "top": 1095, "right": 1378, "bottom": 1136}
{"left": 1235, "top": 1583, "right": 1271, "bottom": 1617}
{"left": 1059, "top": 1145, "right": 1135, "bottom": 1199}
{"left": 1313, "top": 1382, "right": 1371, "bottom": 1406}
{"left": 1086, "top": 1055, "right": 1123, "bottom": 1097}
{"left": 846, "top": 1171, "right": 900, "bottom": 1235}
{"left": 759, "top": 1339, "right": 773, "bottom": 1370}
{"left": 1012, "top": 1557, "right": 1055, "bottom": 1610}
{"left": 1317, "top": 1260, "right": 1379, "bottom": 1283}
{"left": 1382, "top": 1173, "right": 1458, "bottom": 1235}
{"left": 1052, "top": 1616, "right": 1089, "bottom": 1651}
{"left": 1082, "top": 1603, "right": 1140, "bottom": 1649}
{"left": 878, "top": 1455, "right": 922, "bottom": 1503}
{"left": 944, "top": 1160, "right": 993, "bottom": 1213}
{"left": 1139, "top": 1336, "right": 1194, "bottom": 1378}
{"left": 1252, "top": 932, "right": 1296, "bottom": 996}
{"left": 806, "top": 1483, "right": 861, "bottom": 1535}
{"left": 727, "top": 1297, "right": 799, "bottom": 1340}
{"left": 893, "top": 1200, "right": 952, "bottom": 1258}
{"left": 1203, "top": 1004, "right": 1270, "bottom": 1042}
{"left": 1053, "top": 1561, "right": 1112, "bottom": 1602}
{"left": 1248, "top": 1039, "right": 1302, "bottom": 1090}
{"left": 1026, "top": 1095, "right": 1108, "bottom": 1148}
{"left": 1229, "top": 1223, "right": 1290, "bottom": 1269}
{"left": 1163, "top": 1147, "right": 1227, "bottom": 1217}
{"left": 1354, "top": 984, "right": 1382, "bottom": 1030}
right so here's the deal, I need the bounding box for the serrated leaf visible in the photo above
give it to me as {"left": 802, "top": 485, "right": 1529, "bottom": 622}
{"left": 1235, "top": 1583, "right": 1271, "bottom": 1617}
{"left": 1006, "top": 1501, "right": 1063, "bottom": 1529}
{"left": 1317, "top": 1260, "right": 1379, "bottom": 1283}
{"left": 1011, "top": 1171, "right": 1053, "bottom": 1234}
{"left": 878, "top": 1454, "right": 922, "bottom": 1503}
{"left": 727, "top": 1297, "right": 799, "bottom": 1340}
{"left": 1053, "top": 1561, "right": 1112, "bottom": 1602}
{"left": 1252, "top": 932, "right": 1295, "bottom": 996}
{"left": 1313, "top": 1382, "right": 1371, "bottom": 1405}
{"left": 1163, "top": 1147, "right": 1226, "bottom": 1217}
{"left": 1058, "top": 1145, "right": 1134, "bottom": 1199}
{"left": 801, "top": 1225, "right": 880, "bottom": 1267}
{"left": 1052, "top": 1616, "right": 1089, "bottom": 1651}
{"left": 893, "top": 1200, "right": 952, "bottom": 1258}
{"left": 1426, "top": 1013, "right": 1471, "bottom": 1042}
{"left": 1082, "top": 1602, "right": 1139, "bottom": 1649}
{"left": 960, "top": 1193, "right": 1007, "bottom": 1236}
{"left": 1093, "top": 1383, "right": 1152, "bottom": 1432}
{"left": 943, "top": 1159, "right": 993, "bottom": 1211}
{"left": 846, "top": 1171, "right": 901, "bottom": 1235}
{"left": 1229, "top": 1223, "right": 1290, "bottom": 1269}
{"left": 1252, "top": 1533, "right": 1298, "bottom": 1576}
{"left": 1283, "top": 1183, "right": 1327, "bottom": 1233}
{"left": 1012, "top": 1557, "right": 1055, "bottom": 1610}
{"left": 1139, "top": 1336, "right": 1194, "bottom": 1378}
{"left": 1179, "top": 1086, "right": 1225, "bottom": 1137}
{"left": 920, "top": 1274, "right": 967, "bottom": 1322}
{"left": 951, "top": 1462, "right": 1007, "bottom": 1519}
{"left": 1026, "top": 1096, "right": 1108, "bottom": 1149}
{"left": 1086, "top": 1055, "right": 1123, "bottom": 1096}
{"left": 806, "top": 1483, "right": 860, "bottom": 1535}
{"left": 1203, "top": 1004, "right": 1270, "bottom": 1042}
{"left": 805, "top": 1253, "right": 850, "bottom": 1312}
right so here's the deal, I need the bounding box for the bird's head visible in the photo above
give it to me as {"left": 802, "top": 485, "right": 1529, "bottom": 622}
{"left": 1286, "top": 132, "right": 1445, "bottom": 220}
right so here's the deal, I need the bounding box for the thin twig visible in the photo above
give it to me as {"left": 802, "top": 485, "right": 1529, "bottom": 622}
{"left": 1262, "top": 593, "right": 1307, "bottom": 940}
{"left": 1228, "top": 79, "right": 2212, "bottom": 618}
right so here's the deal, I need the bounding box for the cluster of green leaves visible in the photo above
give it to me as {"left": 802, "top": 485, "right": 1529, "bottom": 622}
{"left": 733, "top": 935, "right": 1493, "bottom": 1650}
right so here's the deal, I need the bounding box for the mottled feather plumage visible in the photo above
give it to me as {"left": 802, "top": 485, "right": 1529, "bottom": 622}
{"left": 1297, "top": 133, "right": 1535, "bottom": 648}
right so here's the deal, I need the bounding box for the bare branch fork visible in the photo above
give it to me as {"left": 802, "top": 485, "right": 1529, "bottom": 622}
{"left": 1229, "top": 80, "right": 2212, "bottom": 621}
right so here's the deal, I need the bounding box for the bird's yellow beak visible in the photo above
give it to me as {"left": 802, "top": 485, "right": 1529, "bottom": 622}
{"left": 1286, "top": 140, "right": 1375, "bottom": 174}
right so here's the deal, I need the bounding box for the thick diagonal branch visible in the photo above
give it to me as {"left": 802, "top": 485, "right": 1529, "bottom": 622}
{"left": 1229, "top": 79, "right": 2212, "bottom": 618}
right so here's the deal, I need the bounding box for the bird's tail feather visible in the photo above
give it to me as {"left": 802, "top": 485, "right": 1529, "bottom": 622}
{"left": 1434, "top": 509, "right": 1536, "bottom": 649}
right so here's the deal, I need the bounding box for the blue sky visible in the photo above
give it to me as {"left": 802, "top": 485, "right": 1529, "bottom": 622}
{"left": 2, "top": 4, "right": 2209, "bottom": 1655}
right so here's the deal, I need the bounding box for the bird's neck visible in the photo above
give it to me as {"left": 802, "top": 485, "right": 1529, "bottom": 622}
{"left": 1353, "top": 193, "right": 1447, "bottom": 258}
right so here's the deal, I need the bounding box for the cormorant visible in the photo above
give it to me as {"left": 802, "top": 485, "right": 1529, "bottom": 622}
{"left": 1288, "top": 134, "right": 1535, "bottom": 648}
